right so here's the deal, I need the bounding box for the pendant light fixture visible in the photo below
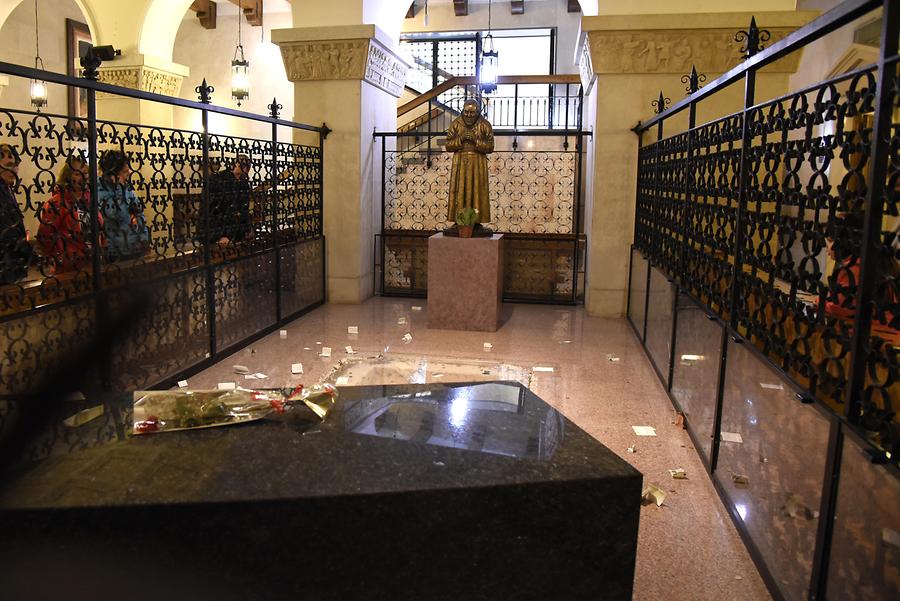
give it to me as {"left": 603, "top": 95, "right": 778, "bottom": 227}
{"left": 30, "top": 0, "right": 48, "bottom": 110}
{"left": 480, "top": 0, "right": 498, "bottom": 93}
{"left": 231, "top": 4, "right": 250, "bottom": 107}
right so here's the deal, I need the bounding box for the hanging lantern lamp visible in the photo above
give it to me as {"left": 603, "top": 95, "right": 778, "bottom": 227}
{"left": 231, "top": 7, "right": 250, "bottom": 106}
{"left": 480, "top": 0, "right": 499, "bottom": 93}
{"left": 30, "top": 0, "right": 48, "bottom": 110}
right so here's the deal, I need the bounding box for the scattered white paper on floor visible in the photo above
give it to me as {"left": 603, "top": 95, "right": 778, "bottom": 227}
{"left": 304, "top": 347, "right": 311, "bottom": 351}
{"left": 483, "top": 342, "right": 493, "bottom": 351}
{"left": 244, "top": 373, "right": 267, "bottom": 380}
{"left": 347, "top": 326, "right": 358, "bottom": 334}
{"left": 626, "top": 445, "right": 636, "bottom": 454}
{"left": 607, "top": 354, "right": 620, "bottom": 362}
{"left": 760, "top": 382, "right": 784, "bottom": 390}
{"left": 177, "top": 380, "right": 188, "bottom": 388}
{"left": 433, "top": 373, "right": 444, "bottom": 378}
{"left": 721, "top": 431, "right": 744, "bottom": 444}
{"left": 731, "top": 473, "right": 750, "bottom": 486}
{"left": 233, "top": 364, "right": 250, "bottom": 375}
{"left": 559, "top": 340, "right": 572, "bottom": 344}
{"left": 279, "top": 330, "right": 288, "bottom": 338}
{"left": 402, "top": 333, "right": 412, "bottom": 343}
{"left": 411, "top": 306, "right": 423, "bottom": 311}
{"left": 217, "top": 382, "right": 236, "bottom": 390}
{"left": 533, "top": 366, "right": 554, "bottom": 373}
{"left": 336, "top": 376, "right": 350, "bottom": 386}
{"left": 320, "top": 347, "right": 332, "bottom": 358}
{"left": 397, "top": 317, "right": 408, "bottom": 325}
{"left": 291, "top": 363, "right": 303, "bottom": 375}
{"left": 345, "top": 346, "right": 356, "bottom": 355}
{"left": 669, "top": 468, "right": 688, "bottom": 480}
{"left": 641, "top": 484, "right": 666, "bottom": 507}
{"left": 632, "top": 426, "right": 657, "bottom": 437}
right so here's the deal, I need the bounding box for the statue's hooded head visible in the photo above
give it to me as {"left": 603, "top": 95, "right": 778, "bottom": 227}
{"left": 462, "top": 99, "right": 481, "bottom": 126}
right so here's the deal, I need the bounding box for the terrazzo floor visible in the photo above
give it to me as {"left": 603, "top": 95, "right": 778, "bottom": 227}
{"left": 184, "top": 297, "right": 772, "bottom": 601}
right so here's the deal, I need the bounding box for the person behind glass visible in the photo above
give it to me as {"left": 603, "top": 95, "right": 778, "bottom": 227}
{"left": 0, "top": 143, "right": 35, "bottom": 284}
{"left": 98, "top": 150, "right": 149, "bottom": 262}
{"left": 37, "top": 154, "right": 106, "bottom": 273}
{"left": 207, "top": 154, "right": 252, "bottom": 245}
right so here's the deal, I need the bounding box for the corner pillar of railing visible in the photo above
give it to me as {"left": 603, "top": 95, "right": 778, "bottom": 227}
{"left": 196, "top": 78, "right": 216, "bottom": 359}
{"left": 269, "top": 98, "right": 283, "bottom": 322}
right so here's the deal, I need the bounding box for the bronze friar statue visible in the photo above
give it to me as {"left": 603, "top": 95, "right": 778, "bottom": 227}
{"left": 445, "top": 98, "right": 494, "bottom": 233}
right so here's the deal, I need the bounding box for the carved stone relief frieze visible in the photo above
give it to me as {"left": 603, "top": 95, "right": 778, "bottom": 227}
{"left": 577, "top": 36, "right": 596, "bottom": 96}
{"left": 96, "top": 66, "right": 183, "bottom": 98}
{"left": 586, "top": 28, "right": 798, "bottom": 75}
{"left": 365, "top": 41, "right": 409, "bottom": 97}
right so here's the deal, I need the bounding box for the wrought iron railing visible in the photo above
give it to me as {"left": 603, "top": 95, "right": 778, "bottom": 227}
{"left": 0, "top": 59, "right": 328, "bottom": 399}
{"left": 628, "top": 2, "right": 899, "bottom": 600}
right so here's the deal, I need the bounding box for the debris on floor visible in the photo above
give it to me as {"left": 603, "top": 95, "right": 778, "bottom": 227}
{"left": 345, "top": 346, "right": 356, "bottom": 354}
{"left": 641, "top": 484, "right": 667, "bottom": 507}
{"left": 402, "top": 333, "right": 412, "bottom": 343}
{"left": 721, "top": 431, "right": 744, "bottom": 444}
{"left": 607, "top": 354, "right": 620, "bottom": 362}
{"left": 483, "top": 342, "right": 493, "bottom": 351}
{"left": 279, "top": 330, "right": 287, "bottom": 339}
{"left": 783, "top": 493, "right": 819, "bottom": 520}
{"left": 63, "top": 405, "right": 105, "bottom": 428}
{"left": 291, "top": 363, "right": 303, "bottom": 375}
{"left": 559, "top": 340, "right": 572, "bottom": 344}
{"left": 632, "top": 425, "right": 657, "bottom": 436}
{"left": 433, "top": 373, "right": 444, "bottom": 378}
{"left": 304, "top": 347, "right": 311, "bottom": 351}
{"left": 760, "top": 382, "right": 783, "bottom": 390}
{"left": 347, "top": 326, "right": 358, "bottom": 334}
{"left": 668, "top": 468, "right": 688, "bottom": 480}
{"left": 217, "top": 382, "right": 236, "bottom": 390}
{"left": 533, "top": 366, "right": 554, "bottom": 372}
{"left": 177, "top": 380, "right": 188, "bottom": 388}
{"left": 731, "top": 473, "right": 750, "bottom": 487}
{"left": 320, "top": 347, "right": 332, "bottom": 358}
{"left": 397, "top": 317, "right": 408, "bottom": 326}
{"left": 883, "top": 528, "right": 900, "bottom": 548}
{"left": 673, "top": 412, "right": 685, "bottom": 428}
{"left": 244, "top": 373, "right": 267, "bottom": 380}
{"left": 233, "top": 365, "right": 250, "bottom": 375}
{"left": 336, "top": 376, "right": 350, "bottom": 386}
{"left": 411, "top": 306, "right": 423, "bottom": 312}
{"left": 626, "top": 445, "right": 636, "bottom": 454}
{"left": 481, "top": 369, "right": 491, "bottom": 375}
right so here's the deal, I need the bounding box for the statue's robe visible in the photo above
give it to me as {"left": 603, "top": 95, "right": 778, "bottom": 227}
{"left": 445, "top": 116, "right": 494, "bottom": 223}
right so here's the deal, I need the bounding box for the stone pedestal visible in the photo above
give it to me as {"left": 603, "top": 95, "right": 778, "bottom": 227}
{"left": 427, "top": 233, "right": 504, "bottom": 332}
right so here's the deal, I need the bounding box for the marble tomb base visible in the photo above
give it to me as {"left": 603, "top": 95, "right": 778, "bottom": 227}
{"left": 427, "top": 233, "right": 504, "bottom": 332}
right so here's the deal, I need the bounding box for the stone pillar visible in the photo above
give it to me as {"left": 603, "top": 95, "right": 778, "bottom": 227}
{"left": 94, "top": 53, "right": 189, "bottom": 127}
{"left": 273, "top": 24, "right": 411, "bottom": 303}
{"left": 577, "top": 10, "right": 816, "bottom": 317}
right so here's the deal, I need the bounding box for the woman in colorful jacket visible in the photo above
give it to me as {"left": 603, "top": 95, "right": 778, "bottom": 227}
{"left": 98, "top": 150, "right": 149, "bottom": 262}
{"left": 37, "top": 154, "right": 106, "bottom": 273}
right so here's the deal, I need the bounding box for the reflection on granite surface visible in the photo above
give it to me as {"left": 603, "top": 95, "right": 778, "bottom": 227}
{"left": 717, "top": 341, "right": 830, "bottom": 601}
{"left": 645, "top": 268, "right": 674, "bottom": 382}
{"left": 321, "top": 353, "right": 533, "bottom": 388}
{"left": 671, "top": 295, "right": 722, "bottom": 462}
{"left": 343, "top": 382, "right": 564, "bottom": 460}
{"left": 628, "top": 248, "right": 648, "bottom": 338}
{"left": 827, "top": 434, "right": 900, "bottom": 601}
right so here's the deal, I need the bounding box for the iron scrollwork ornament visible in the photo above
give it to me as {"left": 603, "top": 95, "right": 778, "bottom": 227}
{"left": 734, "top": 16, "right": 771, "bottom": 60}
{"left": 652, "top": 91, "right": 671, "bottom": 114}
{"left": 681, "top": 65, "right": 707, "bottom": 95}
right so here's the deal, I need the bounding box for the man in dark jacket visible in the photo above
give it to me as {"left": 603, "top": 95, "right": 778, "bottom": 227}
{"left": 0, "top": 144, "right": 35, "bottom": 284}
{"left": 207, "top": 154, "right": 252, "bottom": 245}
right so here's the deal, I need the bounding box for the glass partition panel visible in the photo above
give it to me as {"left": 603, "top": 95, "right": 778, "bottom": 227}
{"left": 717, "top": 340, "right": 831, "bottom": 601}
{"left": 627, "top": 247, "right": 648, "bottom": 340}
{"left": 826, "top": 434, "right": 900, "bottom": 601}
{"left": 671, "top": 293, "right": 722, "bottom": 463}
{"left": 645, "top": 267, "right": 674, "bottom": 384}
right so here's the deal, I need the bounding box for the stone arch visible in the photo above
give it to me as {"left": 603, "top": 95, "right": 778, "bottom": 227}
{"left": 0, "top": 0, "right": 97, "bottom": 39}
{"left": 138, "top": 0, "right": 196, "bottom": 61}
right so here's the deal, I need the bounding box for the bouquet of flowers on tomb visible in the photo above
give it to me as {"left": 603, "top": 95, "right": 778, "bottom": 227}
{"left": 132, "top": 384, "right": 338, "bottom": 435}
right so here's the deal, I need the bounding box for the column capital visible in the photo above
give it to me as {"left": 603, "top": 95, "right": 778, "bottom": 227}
{"left": 96, "top": 53, "right": 190, "bottom": 98}
{"left": 577, "top": 10, "right": 817, "bottom": 79}
{"left": 273, "top": 24, "right": 412, "bottom": 97}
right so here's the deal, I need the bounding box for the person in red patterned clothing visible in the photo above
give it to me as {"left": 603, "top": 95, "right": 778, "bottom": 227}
{"left": 37, "top": 154, "right": 105, "bottom": 273}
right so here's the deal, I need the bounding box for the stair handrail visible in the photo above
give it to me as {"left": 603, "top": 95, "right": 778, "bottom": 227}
{"left": 397, "top": 74, "right": 581, "bottom": 118}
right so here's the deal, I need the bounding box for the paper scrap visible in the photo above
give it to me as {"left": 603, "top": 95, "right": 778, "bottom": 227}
{"left": 233, "top": 364, "right": 250, "bottom": 375}
{"left": 217, "top": 382, "right": 236, "bottom": 390}
{"left": 304, "top": 347, "right": 311, "bottom": 351}
{"left": 347, "top": 326, "right": 358, "bottom": 334}
{"left": 397, "top": 317, "right": 408, "bottom": 325}
{"left": 760, "top": 382, "right": 784, "bottom": 390}
{"left": 291, "top": 363, "right": 303, "bottom": 375}
{"left": 641, "top": 483, "right": 667, "bottom": 507}
{"left": 320, "top": 347, "right": 332, "bottom": 358}
{"left": 244, "top": 373, "right": 267, "bottom": 380}
{"left": 335, "top": 376, "right": 350, "bottom": 386}
{"left": 402, "top": 333, "right": 412, "bottom": 343}
{"left": 559, "top": 340, "right": 572, "bottom": 344}
{"left": 607, "top": 354, "right": 620, "bottom": 362}
{"left": 883, "top": 528, "right": 900, "bottom": 549}
{"left": 483, "top": 342, "right": 493, "bottom": 351}
{"left": 632, "top": 426, "right": 657, "bottom": 437}
{"left": 345, "top": 346, "right": 356, "bottom": 355}
{"left": 721, "top": 431, "right": 744, "bottom": 444}
{"left": 481, "top": 369, "right": 491, "bottom": 375}
{"left": 316, "top": 341, "right": 322, "bottom": 345}
{"left": 279, "top": 330, "right": 288, "bottom": 338}
{"left": 411, "top": 306, "right": 423, "bottom": 311}
{"left": 731, "top": 473, "right": 750, "bottom": 487}
{"left": 63, "top": 405, "right": 105, "bottom": 428}
{"left": 533, "top": 366, "right": 555, "bottom": 373}
{"left": 433, "top": 373, "right": 444, "bottom": 378}
{"left": 626, "top": 445, "right": 636, "bottom": 454}
{"left": 784, "top": 493, "right": 818, "bottom": 520}
{"left": 668, "top": 468, "right": 688, "bottom": 480}
{"left": 177, "top": 380, "right": 188, "bottom": 388}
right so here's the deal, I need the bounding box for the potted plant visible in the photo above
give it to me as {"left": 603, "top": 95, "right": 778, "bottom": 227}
{"left": 455, "top": 207, "right": 479, "bottom": 238}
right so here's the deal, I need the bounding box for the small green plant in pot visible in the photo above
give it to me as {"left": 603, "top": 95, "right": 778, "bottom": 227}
{"left": 455, "top": 207, "right": 479, "bottom": 238}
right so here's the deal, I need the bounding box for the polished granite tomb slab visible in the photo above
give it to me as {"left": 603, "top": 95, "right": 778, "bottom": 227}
{"left": 0, "top": 382, "right": 641, "bottom": 601}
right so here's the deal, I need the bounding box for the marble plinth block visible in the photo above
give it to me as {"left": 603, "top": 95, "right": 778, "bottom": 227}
{"left": 427, "top": 233, "right": 504, "bottom": 331}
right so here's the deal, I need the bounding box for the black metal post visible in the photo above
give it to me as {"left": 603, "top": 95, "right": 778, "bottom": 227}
{"left": 380, "top": 136, "right": 387, "bottom": 295}
{"left": 200, "top": 108, "right": 216, "bottom": 359}
{"left": 269, "top": 99, "right": 282, "bottom": 322}
{"left": 85, "top": 85, "right": 109, "bottom": 389}
{"left": 513, "top": 83, "right": 519, "bottom": 130}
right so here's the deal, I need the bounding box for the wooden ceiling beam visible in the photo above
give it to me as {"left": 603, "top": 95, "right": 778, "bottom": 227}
{"left": 226, "top": 0, "right": 264, "bottom": 27}
{"left": 189, "top": 0, "right": 217, "bottom": 29}
{"left": 511, "top": 0, "right": 524, "bottom": 15}
{"left": 567, "top": 0, "right": 580, "bottom": 13}
{"left": 453, "top": 0, "right": 468, "bottom": 17}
